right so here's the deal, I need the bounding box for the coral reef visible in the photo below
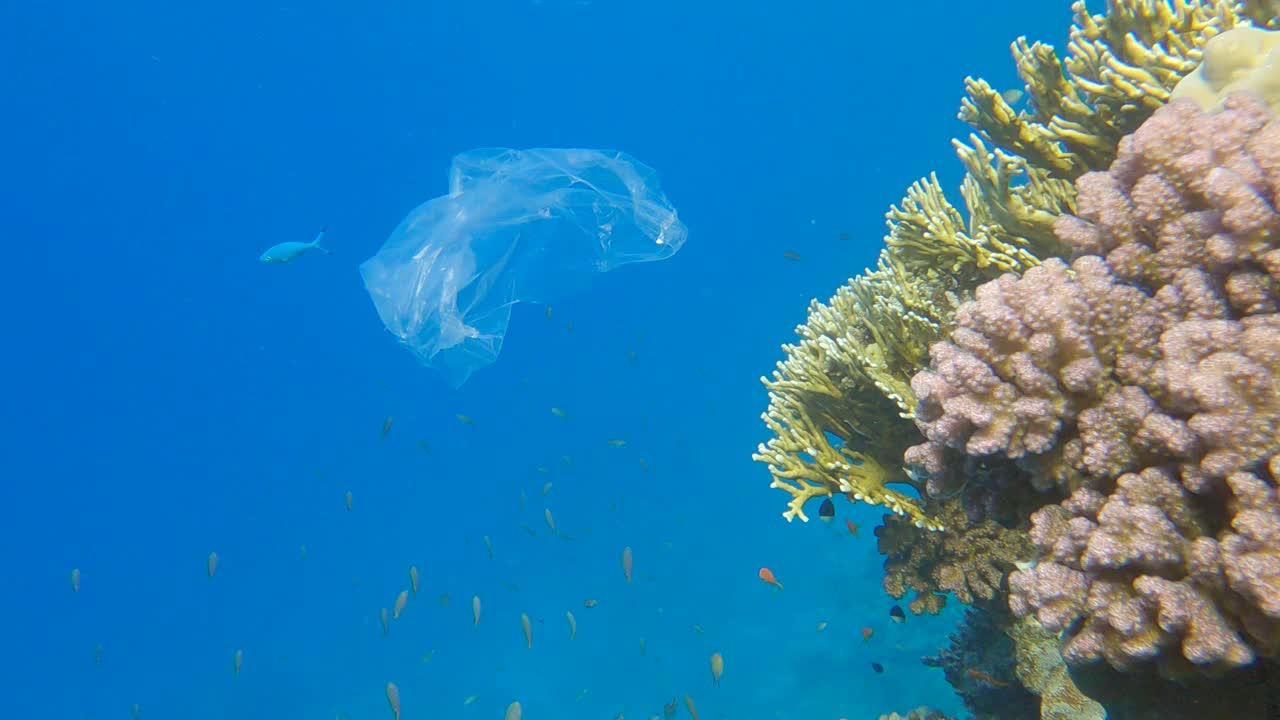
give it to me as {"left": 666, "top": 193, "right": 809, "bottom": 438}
{"left": 924, "top": 607, "right": 1040, "bottom": 720}
{"left": 911, "top": 95, "right": 1280, "bottom": 675}
{"left": 876, "top": 709, "right": 955, "bottom": 720}
{"left": 877, "top": 501, "right": 1034, "bottom": 614}
{"left": 1007, "top": 615, "right": 1107, "bottom": 720}
{"left": 1172, "top": 26, "right": 1280, "bottom": 114}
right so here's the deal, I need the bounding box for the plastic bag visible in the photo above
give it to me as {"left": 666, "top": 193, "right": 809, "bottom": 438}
{"left": 360, "top": 148, "right": 687, "bottom": 386}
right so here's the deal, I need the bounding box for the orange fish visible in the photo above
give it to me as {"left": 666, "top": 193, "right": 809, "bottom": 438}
{"left": 966, "top": 668, "right": 1010, "bottom": 687}
{"left": 621, "top": 546, "right": 633, "bottom": 583}
{"left": 685, "top": 694, "right": 701, "bottom": 720}
{"left": 521, "top": 612, "right": 532, "bottom": 648}
{"left": 386, "top": 681, "right": 401, "bottom": 719}
{"left": 207, "top": 552, "right": 218, "bottom": 579}
{"left": 845, "top": 519, "right": 859, "bottom": 537}
{"left": 758, "top": 567, "right": 783, "bottom": 590}
{"left": 861, "top": 626, "right": 874, "bottom": 642}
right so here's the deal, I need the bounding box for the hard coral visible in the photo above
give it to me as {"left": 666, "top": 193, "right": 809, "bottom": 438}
{"left": 924, "top": 607, "right": 1040, "bottom": 720}
{"left": 941, "top": 95, "right": 1280, "bottom": 675}
{"left": 877, "top": 501, "right": 1033, "bottom": 613}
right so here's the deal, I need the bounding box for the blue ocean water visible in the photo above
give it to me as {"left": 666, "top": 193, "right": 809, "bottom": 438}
{"left": 1, "top": 1, "right": 1065, "bottom": 717}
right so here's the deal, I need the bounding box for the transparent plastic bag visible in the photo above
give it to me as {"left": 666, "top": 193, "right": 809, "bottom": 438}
{"left": 360, "top": 148, "right": 687, "bottom": 386}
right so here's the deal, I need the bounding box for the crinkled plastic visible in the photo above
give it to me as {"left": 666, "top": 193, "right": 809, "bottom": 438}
{"left": 360, "top": 148, "right": 687, "bottom": 386}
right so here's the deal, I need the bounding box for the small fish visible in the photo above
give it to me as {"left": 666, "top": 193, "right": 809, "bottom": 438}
{"left": 299, "top": 544, "right": 308, "bottom": 560}
{"left": 566, "top": 610, "right": 577, "bottom": 639}
{"left": 420, "top": 649, "right": 435, "bottom": 663}
{"left": 621, "top": 546, "right": 633, "bottom": 583}
{"left": 845, "top": 519, "right": 859, "bottom": 537}
{"left": 483, "top": 535, "right": 494, "bottom": 559}
{"left": 520, "top": 524, "right": 537, "bottom": 537}
{"left": 416, "top": 439, "right": 431, "bottom": 454}
{"left": 838, "top": 231, "right": 851, "bottom": 241}
{"left": 393, "top": 590, "right": 409, "bottom": 620}
{"left": 409, "top": 566, "right": 420, "bottom": 594}
{"left": 818, "top": 497, "right": 835, "bottom": 522}
{"left": 344, "top": 491, "right": 353, "bottom": 511}
{"left": 627, "top": 350, "right": 638, "bottom": 364}
{"left": 606, "top": 438, "right": 627, "bottom": 447}
{"left": 584, "top": 598, "right": 598, "bottom": 608}
{"left": 93, "top": 643, "right": 103, "bottom": 664}
{"left": 782, "top": 250, "right": 802, "bottom": 261}
{"left": 463, "top": 695, "right": 478, "bottom": 705}
{"left": 663, "top": 699, "right": 678, "bottom": 719}
{"left": 550, "top": 407, "right": 567, "bottom": 418}
{"left": 561, "top": 454, "right": 573, "bottom": 466}
{"left": 536, "top": 466, "right": 551, "bottom": 475}
{"left": 521, "top": 612, "right": 532, "bottom": 648}
{"left": 684, "top": 695, "right": 701, "bottom": 720}
{"left": 380, "top": 608, "right": 390, "bottom": 636}
{"left": 638, "top": 458, "right": 649, "bottom": 472}
{"left": 259, "top": 228, "right": 332, "bottom": 263}
{"left": 207, "top": 552, "right": 218, "bottom": 579}
{"left": 871, "top": 661, "right": 885, "bottom": 674}
{"left": 966, "top": 668, "right": 1010, "bottom": 687}
{"left": 576, "top": 688, "right": 590, "bottom": 701}
{"left": 386, "top": 681, "right": 401, "bottom": 719}
{"left": 639, "top": 638, "right": 646, "bottom": 656}
{"left": 692, "top": 624, "right": 705, "bottom": 635}
{"left": 456, "top": 413, "right": 476, "bottom": 426}
{"left": 545, "top": 306, "right": 553, "bottom": 319}
{"left": 862, "top": 626, "right": 875, "bottom": 642}
{"left": 233, "top": 649, "right": 244, "bottom": 677}
{"left": 1000, "top": 88, "right": 1025, "bottom": 105}
{"left": 541, "top": 481, "right": 553, "bottom": 496}
{"left": 472, "top": 595, "right": 481, "bottom": 626}
{"left": 71, "top": 568, "right": 80, "bottom": 593}
{"left": 758, "top": 567, "right": 783, "bottom": 590}
{"left": 506, "top": 702, "right": 522, "bottom": 720}
{"left": 439, "top": 592, "right": 451, "bottom": 607}
{"left": 710, "top": 652, "right": 724, "bottom": 687}
{"left": 544, "top": 508, "right": 557, "bottom": 533}
{"left": 566, "top": 320, "right": 575, "bottom": 332}
{"left": 889, "top": 604, "right": 905, "bottom": 623}
{"left": 816, "top": 621, "right": 828, "bottom": 632}
{"left": 380, "top": 416, "right": 393, "bottom": 439}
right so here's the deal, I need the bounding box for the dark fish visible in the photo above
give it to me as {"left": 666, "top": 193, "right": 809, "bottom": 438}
{"left": 381, "top": 416, "right": 393, "bottom": 439}
{"left": 871, "top": 661, "right": 884, "bottom": 674}
{"left": 818, "top": 498, "right": 835, "bottom": 522}
{"left": 889, "top": 604, "right": 905, "bottom": 623}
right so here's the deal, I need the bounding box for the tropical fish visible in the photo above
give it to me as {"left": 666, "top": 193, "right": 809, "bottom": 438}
{"left": 233, "top": 649, "right": 244, "bottom": 677}
{"left": 545, "top": 306, "right": 553, "bottom": 319}
{"left": 758, "top": 567, "right": 783, "bottom": 590}
{"left": 871, "top": 661, "right": 884, "bottom": 674}
{"left": 420, "top": 649, "right": 435, "bottom": 663}
{"left": 506, "top": 702, "right": 523, "bottom": 720}
{"left": 838, "top": 231, "right": 851, "bottom": 241}
{"left": 93, "top": 643, "right": 103, "bottom": 664}
{"left": 966, "top": 668, "right": 1010, "bottom": 687}
{"left": 815, "top": 621, "right": 828, "bottom": 632}
{"left": 862, "top": 626, "right": 874, "bottom": 642}
{"left": 544, "top": 508, "right": 557, "bottom": 533}
{"left": 537, "top": 466, "right": 551, "bottom": 475}
{"left": 416, "top": 439, "right": 431, "bottom": 454}
{"left": 663, "top": 699, "right": 677, "bottom": 719}
{"left": 584, "top": 598, "right": 598, "bottom": 608}
{"left": 1000, "top": 88, "right": 1025, "bottom": 105}
{"left": 575, "top": 688, "right": 589, "bottom": 701}
{"left": 409, "top": 566, "right": 420, "bottom": 594}
{"left": 638, "top": 457, "right": 649, "bottom": 472}
{"left": 259, "top": 229, "right": 331, "bottom": 263}
{"left": 566, "top": 610, "right": 577, "bottom": 640}
{"left": 621, "top": 546, "right": 633, "bottom": 583}
{"left": 639, "top": 638, "right": 646, "bottom": 656}
{"left": 344, "top": 491, "right": 353, "bottom": 511}
{"left": 684, "top": 695, "right": 701, "bottom": 720}
{"left": 380, "top": 416, "right": 393, "bottom": 439}
{"left": 386, "top": 681, "right": 401, "bottom": 719}
{"left": 550, "top": 407, "right": 567, "bottom": 418}
{"left": 521, "top": 612, "right": 532, "bottom": 648}
{"left": 889, "top": 604, "right": 905, "bottom": 623}
{"left": 818, "top": 497, "right": 835, "bottom": 522}
{"left": 561, "top": 454, "right": 573, "bottom": 466}
{"left": 393, "top": 590, "right": 409, "bottom": 620}
{"left": 380, "top": 608, "right": 390, "bottom": 636}
{"left": 439, "top": 593, "right": 451, "bottom": 607}
{"left": 483, "top": 535, "right": 494, "bottom": 559}
{"left": 566, "top": 319, "right": 575, "bottom": 332}
{"left": 606, "top": 439, "right": 627, "bottom": 447}
{"left": 692, "top": 624, "right": 705, "bottom": 635}
{"left": 845, "top": 519, "right": 859, "bottom": 537}
{"left": 456, "top": 413, "right": 475, "bottom": 426}
{"left": 710, "top": 652, "right": 724, "bottom": 687}
{"left": 207, "top": 552, "right": 218, "bottom": 578}
{"left": 521, "top": 524, "right": 537, "bottom": 537}
{"left": 299, "top": 544, "right": 308, "bottom": 560}
{"left": 541, "top": 481, "right": 553, "bottom": 496}
{"left": 463, "top": 695, "right": 478, "bottom": 705}
{"left": 782, "top": 250, "right": 802, "bottom": 261}
{"left": 472, "top": 595, "right": 481, "bottom": 626}
{"left": 71, "top": 568, "right": 80, "bottom": 593}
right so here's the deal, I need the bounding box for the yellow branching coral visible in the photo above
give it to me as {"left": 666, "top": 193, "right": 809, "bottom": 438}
{"left": 960, "top": 0, "right": 1259, "bottom": 181}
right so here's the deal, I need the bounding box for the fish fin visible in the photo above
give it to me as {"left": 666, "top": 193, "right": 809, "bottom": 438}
{"left": 312, "top": 228, "right": 333, "bottom": 254}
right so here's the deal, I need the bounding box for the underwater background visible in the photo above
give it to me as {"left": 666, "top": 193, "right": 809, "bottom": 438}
{"left": 1, "top": 0, "right": 1067, "bottom": 717}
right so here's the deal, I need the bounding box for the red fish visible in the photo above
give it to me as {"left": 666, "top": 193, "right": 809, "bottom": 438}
{"left": 758, "top": 567, "right": 783, "bottom": 590}
{"left": 966, "top": 669, "right": 1010, "bottom": 687}
{"left": 845, "top": 520, "right": 860, "bottom": 537}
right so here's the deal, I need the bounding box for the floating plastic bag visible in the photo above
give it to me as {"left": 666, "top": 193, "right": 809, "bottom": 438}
{"left": 360, "top": 148, "right": 687, "bottom": 386}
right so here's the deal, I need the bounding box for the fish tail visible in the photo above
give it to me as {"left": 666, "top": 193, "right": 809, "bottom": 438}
{"left": 312, "top": 228, "right": 332, "bottom": 254}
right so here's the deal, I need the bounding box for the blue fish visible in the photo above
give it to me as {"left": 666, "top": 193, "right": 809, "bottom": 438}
{"left": 259, "top": 229, "right": 331, "bottom": 263}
